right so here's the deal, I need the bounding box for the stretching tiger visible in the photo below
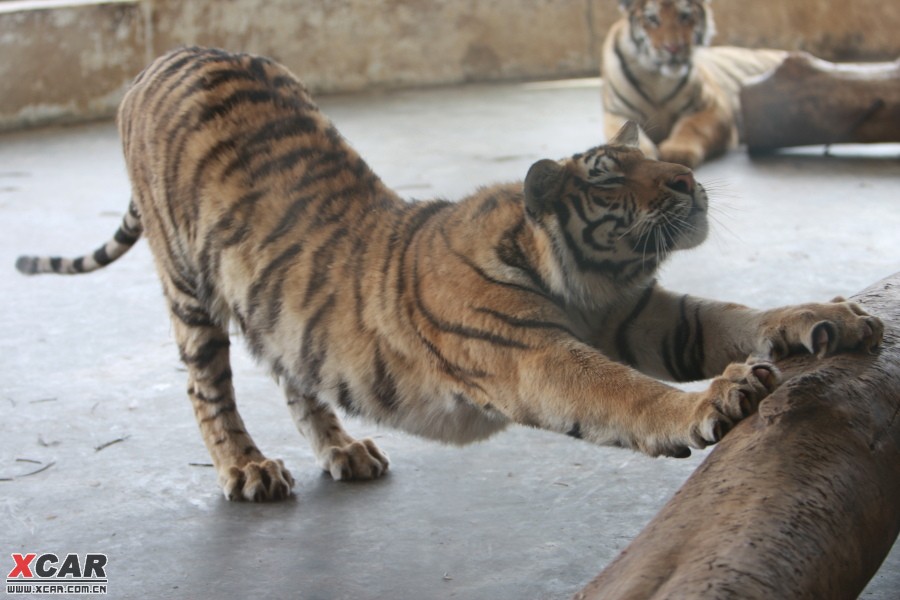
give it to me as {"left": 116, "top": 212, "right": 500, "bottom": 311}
{"left": 16, "top": 47, "right": 882, "bottom": 502}
{"left": 602, "top": 0, "right": 786, "bottom": 167}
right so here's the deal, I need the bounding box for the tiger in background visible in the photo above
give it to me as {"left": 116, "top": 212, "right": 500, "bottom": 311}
{"left": 16, "top": 47, "right": 882, "bottom": 502}
{"left": 602, "top": 0, "right": 786, "bottom": 167}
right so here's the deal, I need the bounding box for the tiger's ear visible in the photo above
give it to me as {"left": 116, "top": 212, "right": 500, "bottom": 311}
{"left": 524, "top": 159, "right": 566, "bottom": 217}
{"left": 618, "top": 0, "right": 634, "bottom": 12}
{"left": 608, "top": 121, "right": 640, "bottom": 148}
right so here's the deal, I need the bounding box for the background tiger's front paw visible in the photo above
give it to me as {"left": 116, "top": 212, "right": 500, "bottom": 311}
{"left": 658, "top": 139, "right": 703, "bottom": 168}
{"left": 690, "top": 359, "right": 780, "bottom": 448}
{"left": 222, "top": 458, "right": 294, "bottom": 502}
{"left": 761, "top": 299, "right": 884, "bottom": 359}
{"left": 321, "top": 438, "right": 390, "bottom": 481}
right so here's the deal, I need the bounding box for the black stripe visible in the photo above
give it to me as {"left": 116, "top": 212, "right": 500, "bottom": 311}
{"left": 394, "top": 201, "right": 454, "bottom": 300}
{"left": 496, "top": 219, "right": 555, "bottom": 299}
{"left": 554, "top": 202, "right": 642, "bottom": 276}
{"left": 566, "top": 422, "right": 583, "bottom": 439}
{"left": 372, "top": 345, "right": 400, "bottom": 411}
{"left": 134, "top": 181, "right": 195, "bottom": 297}
{"left": 72, "top": 257, "right": 85, "bottom": 272}
{"left": 298, "top": 296, "right": 334, "bottom": 387}
{"left": 440, "top": 226, "right": 563, "bottom": 307}
{"left": 474, "top": 307, "right": 580, "bottom": 340}
{"left": 113, "top": 227, "right": 140, "bottom": 246}
{"left": 259, "top": 193, "right": 315, "bottom": 248}
{"left": 92, "top": 246, "right": 112, "bottom": 266}
{"left": 336, "top": 380, "right": 361, "bottom": 416}
{"left": 663, "top": 296, "right": 706, "bottom": 381}
{"left": 49, "top": 257, "right": 63, "bottom": 272}
{"left": 614, "top": 39, "right": 655, "bottom": 107}
{"left": 171, "top": 302, "right": 216, "bottom": 328}
{"left": 350, "top": 228, "right": 371, "bottom": 330}
{"left": 660, "top": 65, "right": 692, "bottom": 104}
{"left": 302, "top": 226, "right": 348, "bottom": 308}
{"left": 615, "top": 282, "right": 656, "bottom": 366}
{"left": 250, "top": 146, "right": 320, "bottom": 182}
{"left": 246, "top": 242, "right": 305, "bottom": 333}
{"left": 197, "top": 89, "right": 278, "bottom": 125}
{"left": 180, "top": 337, "right": 230, "bottom": 369}
{"left": 411, "top": 249, "right": 529, "bottom": 350}
{"left": 605, "top": 79, "right": 649, "bottom": 123}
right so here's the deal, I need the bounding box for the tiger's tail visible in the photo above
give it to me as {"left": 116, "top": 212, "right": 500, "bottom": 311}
{"left": 15, "top": 200, "right": 143, "bottom": 275}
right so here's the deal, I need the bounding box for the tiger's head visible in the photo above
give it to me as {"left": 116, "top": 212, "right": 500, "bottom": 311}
{"left": 620, "top": 0, "right": 715, "bottom": 77}
{"left": 524, "top": 121, "right": 708, "bottom": 300}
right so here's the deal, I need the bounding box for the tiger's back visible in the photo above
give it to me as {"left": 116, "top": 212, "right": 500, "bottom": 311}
{"left": 121, "top": 47, "right": 524, "bottom": 443}
{"left": 120, "top": 47, "right": 397, "bottom": 336}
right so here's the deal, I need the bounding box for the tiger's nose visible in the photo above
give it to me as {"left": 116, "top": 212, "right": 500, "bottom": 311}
{"left": 664, "top": 43, "right": 684, "bottom": 55}
{"left": 669, "top": 172, "right": 695, "bottom": 195}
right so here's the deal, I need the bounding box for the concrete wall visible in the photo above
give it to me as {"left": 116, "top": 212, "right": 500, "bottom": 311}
{"left": 1, "top": 0, "right": 899, "bottom": 131}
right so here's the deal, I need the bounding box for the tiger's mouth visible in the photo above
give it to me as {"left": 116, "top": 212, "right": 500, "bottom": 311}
{"left": 655, "top": 50, "right": 692, "bottom": 77}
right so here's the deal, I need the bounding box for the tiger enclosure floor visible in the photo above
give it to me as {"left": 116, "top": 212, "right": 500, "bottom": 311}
{"left": 2, "top": 78, "right": 900, "bottom": 600}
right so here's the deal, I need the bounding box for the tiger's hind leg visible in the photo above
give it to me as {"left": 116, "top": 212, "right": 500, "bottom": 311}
{"left": 282, "top": 380, "right": 389, "bottom": 481}
{"left": 167, "top": 293, "right": 294, "bottom": 501}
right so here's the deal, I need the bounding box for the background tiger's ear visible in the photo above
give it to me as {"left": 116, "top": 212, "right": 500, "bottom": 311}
{"left": 524, "top": 159, "right": 566, "bottom": 217}
{"left": 608, "top": 121, "right": 640, "bottom": 148}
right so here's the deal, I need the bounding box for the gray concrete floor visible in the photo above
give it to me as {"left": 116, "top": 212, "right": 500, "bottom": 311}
{"left": 2, "top": 79, "right": 900, "bottom": 599}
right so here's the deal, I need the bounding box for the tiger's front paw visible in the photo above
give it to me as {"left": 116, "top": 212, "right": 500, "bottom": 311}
{"left": 321, "top": 438, "right": 390, "bottom": 481}
{"left": 222, "top": 458, "right": 294, "bottom": 502}
{"left": 760, "top": 298, "right": 883, "bottom": 360}
{"left": 658, "top": 360, "right": 779, "bottom": 458}
{"left": 658, "top": 139, "right": 703, "bottom": 168}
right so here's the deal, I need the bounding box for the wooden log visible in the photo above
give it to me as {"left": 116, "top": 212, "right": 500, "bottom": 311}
{"left": 575, "top": 272, "right": 900, "bottom": 600}
{"left": 741, "top": 52, "right": 900, "bottom": 152}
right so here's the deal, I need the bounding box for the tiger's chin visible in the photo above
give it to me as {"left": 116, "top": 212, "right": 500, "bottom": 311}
{"left": 675, "top": 217, "right": 708, "bottom": 250}
{"left": 659, "top": 62, "right": 691, "bottom": 78}
{"left": 677, "top": 201, "right": 710, "bottom": 250}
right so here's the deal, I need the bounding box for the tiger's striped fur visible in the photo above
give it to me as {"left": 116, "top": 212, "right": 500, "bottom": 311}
{"left": 602, "top": 0, "right": 786, "bottom": 167}
{"left": 16, "top": 47, "right": 882, "bottom": 501}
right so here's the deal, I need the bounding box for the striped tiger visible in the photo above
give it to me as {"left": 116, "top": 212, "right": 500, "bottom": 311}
{"left": 16, "top": 47, "right": 882, "bottom": 501}
{"left": 602, "top": 0, "right": 787, "bottom": 167}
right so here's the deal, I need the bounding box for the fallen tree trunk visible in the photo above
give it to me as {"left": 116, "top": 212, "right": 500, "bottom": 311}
{"left": 741, "top": 53, "right": 900, "bottom": 152}
{"left": 575, "top": 272, "right": 900, "bottom": 599}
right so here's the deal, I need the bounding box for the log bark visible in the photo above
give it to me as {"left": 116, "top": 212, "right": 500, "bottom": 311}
{"left": 741, "top": 52, "right": 900, "bottom": 152}
{"left": 575, "top": 272, "right": 900, "bottom": 600}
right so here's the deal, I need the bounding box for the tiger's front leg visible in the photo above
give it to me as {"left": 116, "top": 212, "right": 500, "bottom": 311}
{"left": 605, "top": 285, "right": 884, "bottom": 384}
{"left": 282, "top": 380, "right": 389, "bottom": 481}
{"left": 512, "top": 340, "right": 779, "bottom": 458}
{"left": 657, "top": 94, "right": 734, "bottom": 168}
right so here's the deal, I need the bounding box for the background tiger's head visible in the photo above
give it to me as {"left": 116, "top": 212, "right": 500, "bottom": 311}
{"left": 620, "top": 0, "right": 715, "bottom": 76}
{"left": 524, "top": 122, "right": 708, "bottom": 294}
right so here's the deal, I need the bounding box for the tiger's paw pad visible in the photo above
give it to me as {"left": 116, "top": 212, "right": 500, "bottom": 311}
{"left": 691, "top": 360, "right": 781, "bottom": 447}
{"left": 322, "top": 438, "right": 389, "bottom": 481}
{"left": 223, "top": 458, "right": 294, "bottom": 502}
